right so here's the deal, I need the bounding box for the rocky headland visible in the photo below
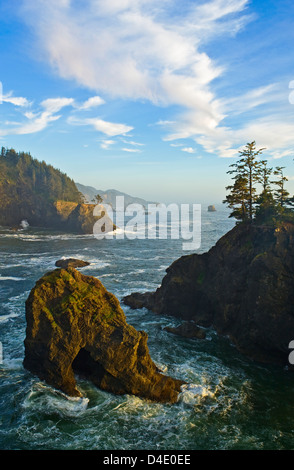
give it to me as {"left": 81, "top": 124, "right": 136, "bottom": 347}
{"left": 123, "top": 222, "right": 294, "bottom": 367}
{"left": 0, "top": 148, "right": 115, "bottom": 234}
{"left": 23, "top": 266, "right": 184, "bottom": 403}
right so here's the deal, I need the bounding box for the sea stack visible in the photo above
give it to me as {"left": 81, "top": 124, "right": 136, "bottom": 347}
{"left": 23, "top": 266, "right": 184, "bottom": 403}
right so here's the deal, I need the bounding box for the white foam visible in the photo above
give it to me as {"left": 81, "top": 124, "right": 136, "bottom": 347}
{"left": 23, "top": 382, "right": 89, "bottom": 417}
{"left": 179, "top": 383, "right": 215, "bottom": 404}
{"left": 0, "top": 276, "right": 24, "bottom": 281}
{"left": 0, "top": 312, "right": 19, "bottom": 323}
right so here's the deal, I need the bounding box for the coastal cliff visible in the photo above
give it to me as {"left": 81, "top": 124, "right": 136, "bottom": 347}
{"left": 23, "top": 266, "right": 184, "bottom": 402}
{"left": 0, "top": 147, "right": 112, "bottom": 234}
{"left": 123, "top": 222, "right": 294, "bottom": 366}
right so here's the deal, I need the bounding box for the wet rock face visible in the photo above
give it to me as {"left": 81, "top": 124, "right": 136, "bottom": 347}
{"left": 123, "top": 223, "right": 294, "bottom": 367}
{"left": 23, "top": 268, "right": 184, "bottom": 403}
{"left": 55, "top": 258, "right": 90, "bottom": 269}
{"left": 164, "top": 322, "right": 206, "bottom": 340}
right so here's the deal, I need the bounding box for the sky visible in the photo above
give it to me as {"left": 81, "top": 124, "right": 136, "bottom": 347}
{"left": 0, "top": 0, "right": 294, "bottom": 204}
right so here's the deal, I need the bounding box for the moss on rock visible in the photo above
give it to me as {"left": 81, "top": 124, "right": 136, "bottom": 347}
{"left": 23, "top": 267, "right": 184, "bottom": 402}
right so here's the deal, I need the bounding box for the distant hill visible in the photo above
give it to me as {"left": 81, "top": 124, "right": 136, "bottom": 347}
{"left": 76, "top": 182, "right": 157, "bottom": 210}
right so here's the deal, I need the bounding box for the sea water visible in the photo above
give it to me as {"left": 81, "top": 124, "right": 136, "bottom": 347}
{"left": 0, "top": 205, "right": 294, "bottom": 450}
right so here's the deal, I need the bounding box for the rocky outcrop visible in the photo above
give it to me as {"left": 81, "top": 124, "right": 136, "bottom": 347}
{"left": 164, "top": 322, "right": 206, "bottom": 340}
{"left": 123, "top": 222, "right": 294, "bottom": 367}
{"left": 53, "top": 201, "right": 116, "bottom": 234}
{"left": 23, "top": 267, "right": 184, "bottom": 402}
{"left": 55, "top": 258, "right": 90, "bottom": 269}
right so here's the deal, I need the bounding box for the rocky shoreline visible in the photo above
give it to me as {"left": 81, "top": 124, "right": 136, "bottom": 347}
{"left": 123, "top": 222, "right": 294, "bottom": 367}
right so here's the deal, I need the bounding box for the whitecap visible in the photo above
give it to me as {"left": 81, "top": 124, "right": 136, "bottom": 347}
{"left": 0, "top": 276, "right": 24, "bottom": 281}
{"left": 178, "top": 383, "right": 215, "bottom": 405}
{"left": 23, "top": 382, "right": 89, "bottom": 417}
{"left": 0, "top": 312, "right": 19, "bottom": 323}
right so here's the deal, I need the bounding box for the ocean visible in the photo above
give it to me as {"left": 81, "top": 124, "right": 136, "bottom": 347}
{"left": 1, "top": 204, "right": 294, "bottom": 450}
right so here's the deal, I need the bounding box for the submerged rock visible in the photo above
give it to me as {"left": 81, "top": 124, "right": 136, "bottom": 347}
{"left": 23, "top": 268, "right": 184, "bottom": 402}
{"left": 164, "top": 322, "right": 206, "bottom": 340}
{"left": 123, "top": 222, "right": 294, "bottom": 367}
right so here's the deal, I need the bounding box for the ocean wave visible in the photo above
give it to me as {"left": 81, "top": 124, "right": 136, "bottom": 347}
{"left": 0, "top": 312, "right": 19, "bottom": 323}
{"left": 178, "top": 383, "right": 215, "bottom": 405}
{"left": 0, "top": 232, "right": 94, "bottom": 242}
{"left": 0, "top": 276, "right": 24, "bottom": 281}
{"left": 22, "top": 382, "right": 89, "bottom": 418}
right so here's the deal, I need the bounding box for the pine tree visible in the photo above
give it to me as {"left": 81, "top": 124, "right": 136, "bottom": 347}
{"left": 223, "top": 175, "right": 250, "bottom": 221}
{"left": 224, "top": 141, "right": 265, "bottom": 221}
{"left": 92, "top": 194, "right": 103, "bottom": 204}
{"left": 272, "top": 166, "right": 289, "bottom": 207}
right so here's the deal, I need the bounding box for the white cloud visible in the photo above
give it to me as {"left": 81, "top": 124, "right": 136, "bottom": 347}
{"left": 182, "top": 147, "right": 196, "bottom": 154}
{"left": 0, "top": 111, "right": 61, "bottom": 136}
{"left": 100, "top": 139, "right": 115, "bottom": 149}
{"left": 21, "top": 0, "right": 251, "bottom": 134}
{"left": 88, "top": 118, "right": 133, "bottom": 136}
{"left": 68, "top": 116, "right": 133, "bottom": 137}
{"left": 121, "top": 139, "right": 144, "bottom": 147}
{"left": 19, "top": 0, "right": 293, "bottom": 161}
{"left": 195, "top": 117, "right": 294, "bottom": 160}
{"left": 221, "top": 84, "right": 281, "bottom": 116}
{"left": 122, "top": 148, "right": 142, "bottom": 153}
{"left": 41, "top": 97, "right": 75, "bottom": 113}
{"left": 0, "top": 95, "right": 74, "bottom": 136}
{"left": 2, "top": 92, "right": 31, "bottom": 107}
{"left": 78, "top": 96, "right": 105, "bottom": 110}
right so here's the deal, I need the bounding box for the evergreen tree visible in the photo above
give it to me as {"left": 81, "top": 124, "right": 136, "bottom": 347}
{"left": 259, "top": 160, "right": 273, "bottom": 193}
{"left": 92, "top": 194, "right": 103, "bottom": 204}
{"left": 224, "top": 141, "right": 265, "bottom": 221}
{"left": 223, "top": 175, "right": 249, "bottom": 221}
{"left": 272, "top": 166, "right": 289, "bottom": 207}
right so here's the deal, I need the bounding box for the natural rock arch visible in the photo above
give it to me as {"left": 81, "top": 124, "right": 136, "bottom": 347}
{"left": 23, "top": 267, "right": 184, "bottom": 402}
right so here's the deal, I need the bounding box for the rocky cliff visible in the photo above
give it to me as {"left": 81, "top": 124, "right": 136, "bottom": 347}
{"left": 23, "top": 266, "right": 183, "bottom": 402}
{"left": 123, "top": 222, "right": 294, "bottom": 366}
{"left": 53, "top": 200, "right": 114, "bottom": 234}
{"left": 0, "top": 148, "right": 115, "bottom": 234}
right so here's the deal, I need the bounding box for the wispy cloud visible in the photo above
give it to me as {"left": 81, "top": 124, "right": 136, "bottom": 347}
{"left": 2, "top": 92, "right": 31, "bottom": 107}
{"left": 0, "top": 97, "right": 69, "bottom": 136}
{"left": 122, "top": 147, "right": 142, "bottom": 153}
{"left": 100, "top": 139, "right": 115, "bottom": 149}
{"left": 20, "top": 0, "right": 251, "bottom": 139}
{"left": 182, "top": 147, "right": 196, "bottom": 154}
{"left": 17, "top": 0, "right": 294, "bottom": 161}
{"left": 121, "top": 139, "right": 144, "bottom": 147}
{"left": 77, "top": 96, "right": 105, "bottom": 110}
{"left": 41, "top": 97, "right": 75, "bottom": 113}
{"left": 68, "top": 116, "right": 133, "bottom": 137}
{"left": 0, "top": 92, "right": 131, "bottom": 138}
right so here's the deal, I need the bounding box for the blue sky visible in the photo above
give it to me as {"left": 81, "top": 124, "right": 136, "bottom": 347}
{"left": 0, "top": 0, "right": 294, "bottom": 204}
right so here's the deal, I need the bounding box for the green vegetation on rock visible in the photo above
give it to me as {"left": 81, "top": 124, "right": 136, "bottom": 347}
{"left": 0, "top": 147, "right": 111, "bottom": 233}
